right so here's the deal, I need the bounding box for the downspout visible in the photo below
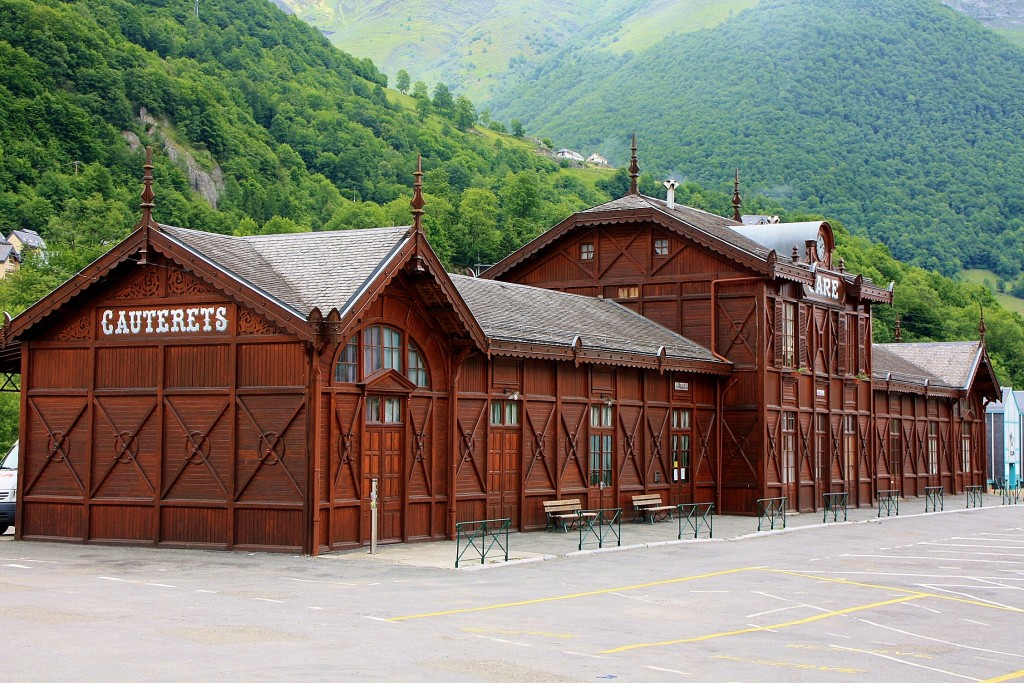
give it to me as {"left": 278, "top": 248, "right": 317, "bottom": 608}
{"left": 308, "top": 342, "right": 324, "bottom": 556}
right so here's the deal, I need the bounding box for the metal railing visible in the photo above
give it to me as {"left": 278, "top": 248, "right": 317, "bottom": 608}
{"left": 677, "top": 502, "right": 714, "bottom": 539}
{"left": 822, "top": 491, "right": 848, "bottom": 523}
{"left": 965, "top": 484, "right": 984, "bottom": 508}
{"left": 578, "top": 508, "right": 621, "bottom": 551}
{"left": 924, "top": 486, "right": 944, "bottom": 512}
{"left": 1001, "top": 482, "right": 1021, "bottom": 506}
{"left": 877, "top": 489, "right": 900, "bottom": 517}
{"left": 455, "top": 517, "right": 510, "bottom": 568}
{"left": 757, "top": 496, "right": 787, "bottom": 531}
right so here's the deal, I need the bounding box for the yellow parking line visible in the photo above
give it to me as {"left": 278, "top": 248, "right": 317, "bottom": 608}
{"left": 386, "top": 566, "right": 760, "bottom": 622}
{"left": 768, "top": 569, "right": 1024, "bottom": 614}
{"left": 600, "top": 594, "right": 923, "bottom": 654}
{"left": 981, "top": 670, "right": 1024, "bottom": 683}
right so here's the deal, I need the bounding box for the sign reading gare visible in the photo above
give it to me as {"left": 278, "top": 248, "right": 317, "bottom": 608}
{"left": 99, "top": 305, "right": 230, "bottom": 337}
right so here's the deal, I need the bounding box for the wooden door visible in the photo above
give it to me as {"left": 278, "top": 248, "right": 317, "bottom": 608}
{"left": 364, "top": 424, "right": 403, "bottom": 543}
{"left": 487, "top": 428, "right": 520, "bottom": 523}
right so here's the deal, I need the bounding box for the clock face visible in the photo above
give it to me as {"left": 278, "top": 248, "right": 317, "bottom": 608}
{"left": 816, "top": 232, "right": 828, "bottom": 262}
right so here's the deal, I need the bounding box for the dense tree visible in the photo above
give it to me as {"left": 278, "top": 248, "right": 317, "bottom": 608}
{"left": 395, "top": 69, "right": 410, "bottom": 94}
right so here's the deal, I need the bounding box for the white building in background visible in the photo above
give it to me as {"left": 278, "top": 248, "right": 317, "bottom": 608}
{"left": 555, "top": 149, "right": 584, "bottom": 163}
{"left": 986, "top": 387, "right": 1022, "bottom": 487}
{"left": 587, "top": 153, "right": 608, "bottom": 165}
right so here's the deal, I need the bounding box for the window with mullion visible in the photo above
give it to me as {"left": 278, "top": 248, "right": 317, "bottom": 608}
{"left": 928, "top": 422, "right": 939, "bottom": 475}
{"left": 782, "top": 412, "right": 796, "bottom": 485}
{"left": 781, "top": 302, "right": 796, "bottom": 367}
{"left": 960, "top": 422, "right": 971, "bottom": 473}
{"left": 589, "top": 403, "right": 613, "bottom": 486}
{"left": 671, "top": 408, "right": 691, "bottom": 483}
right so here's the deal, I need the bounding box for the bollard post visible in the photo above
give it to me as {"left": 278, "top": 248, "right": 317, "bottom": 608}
{"left": 370, "top": 478, "right": 378, "bottom": 555}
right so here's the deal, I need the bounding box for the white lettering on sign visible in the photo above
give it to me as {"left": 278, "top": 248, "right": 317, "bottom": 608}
{"left": 674, "top": 381, "right": 689, "bottom": 391}
{"left": 100, "top": 306, "right": 230, "bottom": 337}
{"left": 813, "top": 274, "right": 840, "bottom": 300}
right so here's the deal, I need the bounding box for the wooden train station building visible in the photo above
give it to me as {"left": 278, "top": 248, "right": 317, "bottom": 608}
{"left": 0, "top": 150, "right": 999, "bottom": 553}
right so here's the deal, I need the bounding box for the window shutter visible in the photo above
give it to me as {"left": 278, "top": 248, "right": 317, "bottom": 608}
{"left": 798, "top": 303, "right": 808, "bottom": 368}
{"left": 837, "top": 313, "right": 848, "bottom": 375}
{"left": 774, "top": 298, "right": 784, "bottom": 368}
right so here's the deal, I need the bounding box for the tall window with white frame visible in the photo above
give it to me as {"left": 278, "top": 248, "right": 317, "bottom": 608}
{"left": 671, "top": 408, "right": 691, "bottom": 484}
{"left": 589, "top": 403, "right": 613, "bottom": 487}
{"left": 782, "top": 412, "right": 796, "bottom": 486}
{"left": 928, "top": 422, "right": 939, "bottom": 475}
{"left": 960, "top": 422, "right": 971, "bottom": 474}
{"left": 781, "top": 302, "right": 796, "bottom": 368}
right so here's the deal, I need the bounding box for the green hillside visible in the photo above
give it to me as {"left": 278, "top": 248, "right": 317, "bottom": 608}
{"left": 491, "top": 0, "right": 1024, "bottom": 283}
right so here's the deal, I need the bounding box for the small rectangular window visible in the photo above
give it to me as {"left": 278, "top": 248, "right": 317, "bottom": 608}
{"left": 616, "top": 286, "right": 638, "bottom": 299}
{"left": 366, "top": 397, "right": 381, "bottom": 423}
{"left": 383, "top": 397, "right": 401, "bottom": 423}
{"left": 654, "top": 238, "right": 669, "bottom": 256}
{"left": 580, "top": 243, "right": 594, "bottom": 260}
{"left": 591, "top": 403, "right": 612, "bottom": 427}
{"left": 491, "top": 400, "right": 519, "bottom": 426}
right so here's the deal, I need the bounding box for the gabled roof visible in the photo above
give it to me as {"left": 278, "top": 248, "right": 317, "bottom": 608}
{"left": 0, "top": 241, "right": 20, "bottom": 263}
{"left": 873, "top": 341, "right": 1000, "bottom": 400}
{"left": 9, "top": 229, "right": 45, "bottom": 250}
{"left": 163, "top": 225, "right": 410, "bottom": 317}
{"left": 483, "top": 193, "right": 891, "bottom": 303}
{"left": 2, "top": 222, "right": 487, "bottom": 357}
{"left": 451, "top": 274, "right": 730, "bottom": 374}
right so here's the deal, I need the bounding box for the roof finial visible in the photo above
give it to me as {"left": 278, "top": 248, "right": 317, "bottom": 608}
{"left": 410, "top": 153, "right": 425, "bottom": 232}
{"left": 731, "top": 168, "right": 742, "bottom": 222}
{"left": 627, "top": 133, "right": 639, "bottom": 196}
{"left": 140, "top": 145, "right": 155, "bottom": 224}
{"left": 894, "top": 314, "right": 902, "bottom": 343}
{"left": 979, "top": 303, "right": 987, "bottom": 342}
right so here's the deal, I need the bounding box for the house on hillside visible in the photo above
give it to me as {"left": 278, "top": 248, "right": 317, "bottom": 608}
{"left": 587, "top": 153, "right": 608, "bottom": 166}
{"left": 0, "top": 241, "right": 20, "bottom": 280}
{"left": 986, "top": 387, "right": 1021, "bottom": 487}
{"left": 555, "top": 149, "right": 584, "bottom": 163}
{"left": 7, "top": 229, "right": 46, "bottom": 255}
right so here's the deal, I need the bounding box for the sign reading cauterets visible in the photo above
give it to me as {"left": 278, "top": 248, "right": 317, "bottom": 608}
{"left": 99, "top": 305, "right": 231, "bottom": 337}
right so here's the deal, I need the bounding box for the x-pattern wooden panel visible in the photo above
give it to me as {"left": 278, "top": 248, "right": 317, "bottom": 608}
{"left": 455, "top": 402, "right": 487, "bottom": 491}
{"left": 93, "top": 399, "right": 157, "bottom": 497}
{"left": 695, "top": 412, "right": 715, "bottom": 486}
{"left": 235, "top": 398, "right": 304, "bottom": 500}
{"left": 161, "top": 398, "right": 229, "bottom": 497}
{"left": 645, "top": 409, "right": 668, "bottom": 483}
{"left": 333, "top": 396, "right": 362, "bottom": 496}
{"left": 559, "top": 409, "right": 588, "bottom": 484}
{"left": 26, "top": 399, "right": 87, "bottom": 495}
{"left": 617, "top": 408, "right": 642, "bottom": 482}
{"left": 524, "top": 404, "right": 555, "bottom": 489}
{"left": 904, "top": 422, "right": 918, "bottom": 476}
{"left": 407, "top": 398, "right": 433, "bottom": 494}
{"left": 596, "top": 228, "right": 647, "bottom": 279}
{"left": 718, "top": 299, "right": 757, "bottom": 360}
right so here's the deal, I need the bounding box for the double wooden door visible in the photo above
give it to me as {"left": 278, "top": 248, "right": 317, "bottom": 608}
{"left": 364, "top": 422, "right": 403, "bottom": 543}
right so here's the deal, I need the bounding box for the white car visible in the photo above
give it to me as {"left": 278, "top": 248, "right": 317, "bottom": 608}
{"left": 0, "top": 440, "right": 17, "bottom": 535}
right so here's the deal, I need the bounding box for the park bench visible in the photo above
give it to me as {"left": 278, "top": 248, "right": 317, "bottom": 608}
{"left": 631, "top": 493, "right": 675, "bottom": 524}
{"left": 543, "top": 499, "right": 595, "bottom": 532}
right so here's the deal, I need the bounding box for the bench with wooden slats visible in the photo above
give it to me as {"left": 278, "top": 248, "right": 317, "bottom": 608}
{"left": 631, "top": 493, "right": 675, "bottom": 523}
{"left": 542, "top": 499, "right": 596, "bottom": 532}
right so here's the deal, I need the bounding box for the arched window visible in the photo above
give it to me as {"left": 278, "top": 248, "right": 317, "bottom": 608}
{"left": 335, "top": 336, "right": 358, "bottom": 383}
{"left": 408, "top": 342, "right": 428, "bottom": 387}
{"left": 334, "top": 326, "right": 430, "bottom": 388}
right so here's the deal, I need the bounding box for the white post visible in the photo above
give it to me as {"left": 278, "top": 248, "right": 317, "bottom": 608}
{"left": 370, "top": 478, "right": 378, "bottom": 555}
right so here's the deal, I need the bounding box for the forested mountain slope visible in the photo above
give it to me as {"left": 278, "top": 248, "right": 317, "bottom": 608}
{"left": 490, "top": 0, "right": 1024, "bottom": 281}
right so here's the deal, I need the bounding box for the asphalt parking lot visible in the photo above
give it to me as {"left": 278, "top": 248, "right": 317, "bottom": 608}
{"left": 1, "top": 506, "right": 1023, "bottom": 681}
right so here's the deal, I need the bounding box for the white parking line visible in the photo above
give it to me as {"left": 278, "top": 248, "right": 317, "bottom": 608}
{"left": 858, "top": 619, "right": 1024, "bottom": 660}
{"left": 644, "top": 665, "right": 690, "bottom": 675}
{"left": 829, "top": 644, "right": 980, "bottom": 681}
{"left": 959, "top": 618, "right": 989, "bottom": 627}
{"left": 3, "top": 563, "right": 31, "bottom": 568}
{"left": 844, "top": 555, "right": 1024, "bottom": 565}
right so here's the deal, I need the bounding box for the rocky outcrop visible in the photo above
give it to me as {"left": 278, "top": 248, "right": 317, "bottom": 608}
{"left": 943, "top": 0, "right": 1024, "bottom": 28}
{"left": 128, "top": 108, "right": 225, "bottom": 208}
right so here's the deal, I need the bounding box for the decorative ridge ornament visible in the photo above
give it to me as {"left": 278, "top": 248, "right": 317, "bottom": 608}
{"left": 627, "top": 133, "right": 639, "bottom": 195}
{"left": 732, "top": 168, "right": 742, "bottom": 222}
{"left": 411, "top": 153, "right": 425, "bottom": 232}
{"left": 894, "top": 314, "right": 902, "bottom": 343}
{"left": 979, "top": 303, "right": 986, "bottom": 342}
{"left": 135, "top": 146, "right": 161, "bottom": 265}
